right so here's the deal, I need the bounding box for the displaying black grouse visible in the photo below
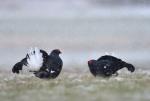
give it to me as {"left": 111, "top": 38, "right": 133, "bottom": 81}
{"left": 12, "top": 47, "right": 63, "bottom": 79}
{"left": 88, "top": 55, "right": 135, "bottom": 77}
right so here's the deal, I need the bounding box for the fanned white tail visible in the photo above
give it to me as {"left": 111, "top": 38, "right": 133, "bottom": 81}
{"left": 27, "top": 47, "right": 43, "bottom": 71}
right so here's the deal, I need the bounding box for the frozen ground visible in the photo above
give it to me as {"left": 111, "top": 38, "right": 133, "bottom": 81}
{"left": 0, "top": 69, "right": 150, "bottom": 101}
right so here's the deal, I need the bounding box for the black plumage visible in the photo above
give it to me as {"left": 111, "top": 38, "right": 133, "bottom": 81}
{"left": 88, "top": 55, "right": 135, "bottom": 77}
{"left": 12, "top": 48, "right": 63, "bottom": 79}
{"left": 35, "top": 49, "right": 63, "bottom": 79}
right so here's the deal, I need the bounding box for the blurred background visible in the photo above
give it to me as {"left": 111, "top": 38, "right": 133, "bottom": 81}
{"left": 0, "top": 0, "right": 150, "bottom": 71}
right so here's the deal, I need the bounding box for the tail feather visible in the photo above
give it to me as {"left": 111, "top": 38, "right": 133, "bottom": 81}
{"left": 124, "top": 63, "right": 135, "bottom": 72}
{"left": 27, "top": 47, "right": 43, "bottom": 71}
{"left": 12, "top": 62, "right": 23, "bottom": 74}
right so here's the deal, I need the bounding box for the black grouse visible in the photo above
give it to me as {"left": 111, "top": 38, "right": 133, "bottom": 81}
{"left": 88, "top": 55, "right": 135, "bottom": 77}
{"left": 12, "top": 47, "right": 63, "bottom": 79}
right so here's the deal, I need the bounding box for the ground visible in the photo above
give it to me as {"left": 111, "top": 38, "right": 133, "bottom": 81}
{"left": 0, "top": 69, "right": 150, "bottom": 101}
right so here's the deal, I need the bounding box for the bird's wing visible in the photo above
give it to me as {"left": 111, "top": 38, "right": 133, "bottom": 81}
{"left": 27, "top": 47, "right": 43, "bottom": 71}
{"left": 37, "top": 49, "right": 49, "bottom": 71}
{"left": 40, "top": 49, "right": 48, "bottom": 60}
{"left": 96, "top": 60, "right": 115, "bottom": 76}
{"left": 97, "top": 55, "right": 122, "bottom": 62}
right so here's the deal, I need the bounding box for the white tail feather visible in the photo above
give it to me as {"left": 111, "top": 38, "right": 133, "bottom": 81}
{"left": 105, "top": 52, "right": 116, "bottom": 57}
{"left": 27, "top": 47, "right": 43, "bottom": 71}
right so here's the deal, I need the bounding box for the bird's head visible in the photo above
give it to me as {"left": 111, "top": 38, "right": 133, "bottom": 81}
{"left": 88, "top": 59, "right": 97, "bottom": 67}
{"left": 51, "top": 49, "right": 62, "bottom": 55}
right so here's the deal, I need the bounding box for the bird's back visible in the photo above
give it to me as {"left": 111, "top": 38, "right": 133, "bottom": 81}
{"left": 99, "top": 55, "right": 125, "bottom": 69}
{"left": 97, "top": 55, "right": 122, "bottom": 63}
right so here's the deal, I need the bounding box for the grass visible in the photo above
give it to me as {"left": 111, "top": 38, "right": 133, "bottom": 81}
{"left": 0, "top": 69, "right": 150, "bottom": 101}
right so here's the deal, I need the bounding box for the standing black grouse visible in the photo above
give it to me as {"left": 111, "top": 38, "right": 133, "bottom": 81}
{"left": 88, "top": 55, "right": 135, "bottom": 77}
{"left": 12, "top": 47, "right": 63, "bottom": 79}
